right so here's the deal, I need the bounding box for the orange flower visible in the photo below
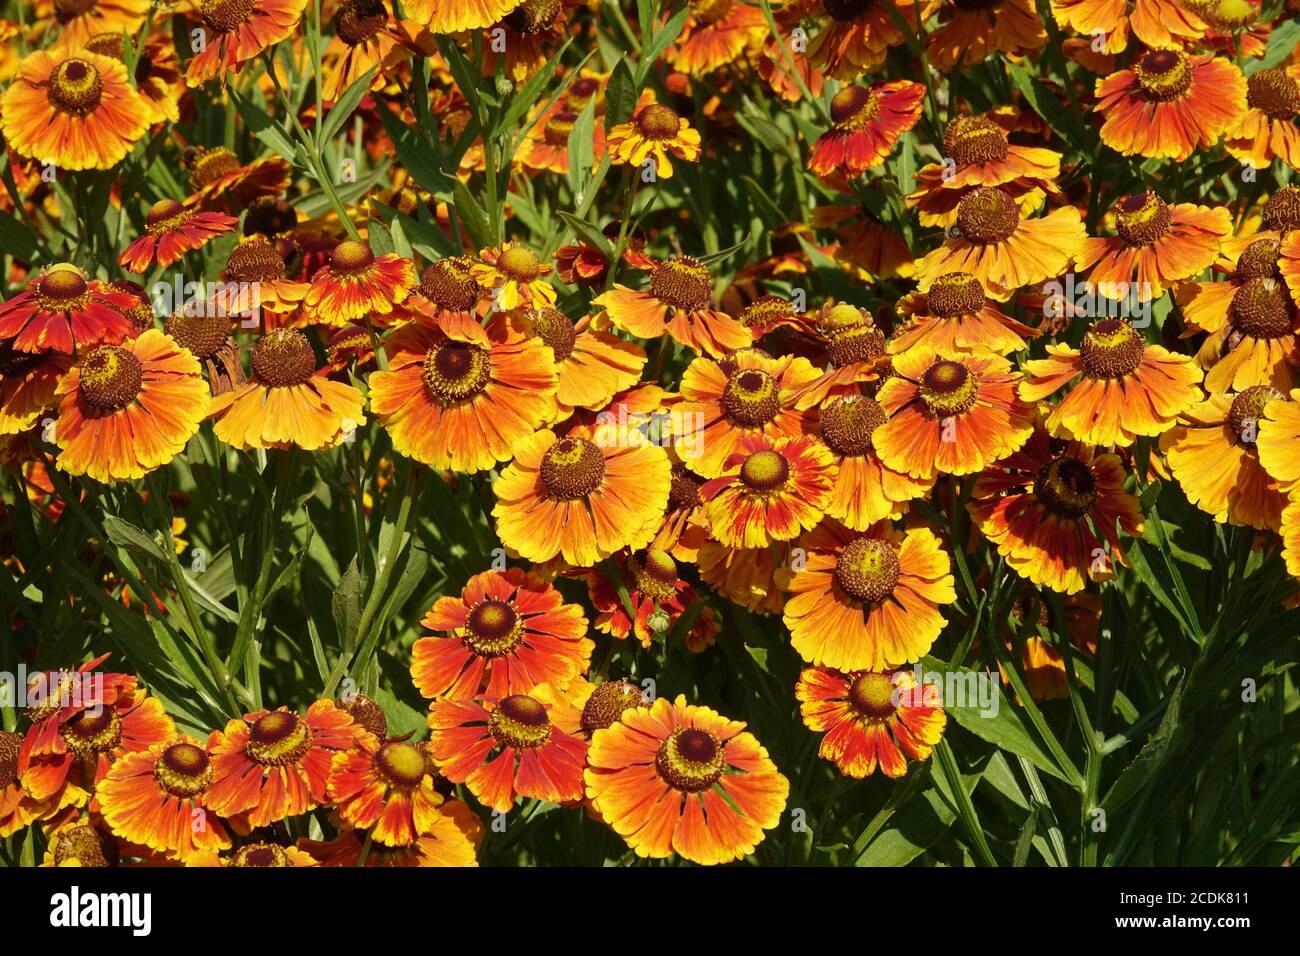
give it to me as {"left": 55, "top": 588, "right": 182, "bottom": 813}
{"left": 203, "top": 701, "right": 360, "bottom": 828}
{"left": 407, "top": 256, "right": 487, "bottom": 320}
{"left": 0, "top": 49, "right": 148, "bottom": 171}
{"left": 1161, "top": 387, "right": 1288, "bottom": 530}
{"left": 816, "top": 394, "right": 933, "bottom": 530}
{"left": 796, "top": 666, "right": 945, "bottom": 778}
{"left": 96, "top": 736, "right": 231, "bottom": 861}
{"left": 605, "top": 103, "right": 702, "bottom": 179}
{"left": 1019, "top": 318, "right": 1202, "bottom": 447}
{"left": 926, "top": 0, "right": 1046, "bottom": 72}
{"left": 0, "top": 264, "right": 135, "bottom": 355}
{"left": 321, "top": 0, "right": 416, "bottom": 101}
{"left": 513, "top": 307, "right": 646, "bottom": 416}
{"left": 0, "top": 345, "right": 70, "bottom": 435}
{"left": 874, "top": 346, "right": 1036, "bottom": 480}
{"left": 426, "top": 693, "right": 587, "bottom": 812}
{"left": 669, "top": 0, "right": 767, "bottom": 75}
{"left": 208, "top": 328, "right": 367, "bottom": 450}
{"left": 593, "top": 255, "right": 752, "bottom": 359}
{"left": 584, "top": 695, "right": 788, "bottom": 865}
{"left": 216, "top": 235, "right": 312, "bottom": 326}
{"left": 700, "top": 433, "right": 836, "bottom": 547}
{"left": 587, "top": 549, "right": 714, "bottom": 648}
{"left": 650, "top": 458, "right": 712, "bottom": 562}
{"left": 1, "top": 730, "right": 49, "bottom": 838}
{"left": 519, "top": 107, "right": 607, "bottom": 175}
{"left": 906, "top": 115, "right": 1062, "bottom": 228}
{"left": 793, "top": 303, "right": 893, "bottom": 408}
{"left": 184, "top": 147, "right": 292, "bottom": 212}
{"left": 1051, "top": 0, "right": 1206, "bottom": 54}
{"left": 891, "top": 272, "right": 1039, "bottom": 356}
{"left": 492, "top": 427, "right": 671, "bottom": 567}
{"left": 185, "top": 0, "right": 309, "bottom": 86}
{"left": 368, "top": 313, "right": 558, "bottom": 472}
{"left": 807, "top": 0, "right": 912, "bottom": 80}
{"left": 967, "top": 425, "right": 1145, "bottom": 594}
{"left": 404, "top": 0, "right": 522, "bottom": 32}
{"left": 1094, "top": 49, "right": 1246, "bottom": 162}
{"left": 914, "top": 188, "right": 1086, "bottom": 299}
{"left": 411, "top": 568, "right": 592, "bottom": 702}
{"left": 469, "top": 241, "right": 555, "bottom": 311}
{"left": 698, "top": 539, "right": 789, "bottom": 614}
{"left": 187, "top": 842, "right": 320, "bottom": 867}
{"left": 39, "top": 0, "right": 150, "bottom": 48}
{"left": 671, "top": 349, "right": 818, "bottom": 478}
{"left": 326, "top": 737, "right": 445, "bottom": 847}
{"left": 304, "top": 240, "right": 416, "bottom": 326}
{"left": 1075, "top": 190, "right": 1230, "bottom": 302}
{"left": 1226, "top": 68, "right": 1300, "bottom": 171}
{"left": 118, "top": 199, "right": 238, "bottom": 273}
{"left": 296, "top": 803, "right": 482, "bottom": 866}
{"left": 75, "top": 31, "right": 183, "bottom": 126}
{"left": 807, "top": 81, "right": 925, "bottom": 179}
{"left": 53, "top": 331, "right": 209, "bottom": 483}
{"left": 781, "top": 520, "right": 956, "bottom": 671}
{"left": 1256, "top": 386, "right": 1300, "bottom": 494}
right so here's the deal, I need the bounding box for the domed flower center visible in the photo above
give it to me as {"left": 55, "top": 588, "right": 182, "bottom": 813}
{"left": 1188, "top": 0, "right": 1257, "bottom": 30}
{"left": 48, "top": 58, "right": 103, "bottom": 116}
{"left": 53, "top": 826, "right": 116, "bottom": 868}
{"left": 78, "top": 346, "right": 143, "bottom": 411}
{"left": 543, "top": 111, "right": 577, "bottom": 147}
{"left": 818, "top": 302, "right": 869, "bottom": 336}
{"left": 738, "top": 295, "right": 794, "bottom": 330}
{"left": 944, "top": 115, "right": 1009, "bottom": 166}
{"left": 330, "top": 239, "right": 375, "bottom": 275}
{"left": 848, "top": 671, "right": 897, "bottom": 719}
{"left": 1135, "top": 49, "right": 1192, "bottom": 100}
{"left": 488, "top": 694, "right": 551, "bottom": 749}
{"left": 822, "top": 0, "right": 872, "bottom": 21}
{"left": 245, "top": 711, "right": 313, "bottom": 766}
{"left": 1080, "top": 318, "right": 1145, "bottom": 377}
{"left": 54, "top": 0, "right": 99, "bottom": 21}
{"left": 649, "top": 256, "right": 712, "bottom": 311}
{"left": 0, "top": 731, "right": 20, "bottom": 790}
{"left": 374, "top": 742, "right": 428, "bottom": 790}
{"left": 463, "top": 599, "right": 524, "bottom": 657}
{"left": 656, "top": 727, "right": 725, "bottom": 792}
{"left": 1235, "top": 238, "right": 1281, "bottom": 280}
{"left": 144, "top": 198, "right": 191, "bottom": 236}
{"left": 165, "top": 312, "right": 231, "bottom": 360}
{"left": 668, "top": 462, "right": 703, "bottom": 510}
{"left": 530, "top": 307, "right": 577, "bottom": 361}
{"left": 738, "top": 448, "right": 790, "bottom": 492}
{"left": 83, "top": 32, "right": 126, "bottom": 60}
{"left": 1247, "top": 67, "right": 1300, "bottom": 120}
{"left": 496, "top": 244, "right": 544, "bottom": 281}
{"left": 955, "top": 187, "right": 1019, "bottom": 244}
{"left": 1263, "top": 185, "right": 1300, "bottom": 233}
{"left": 337, "top": 693, "right": 388, "bottom": 739}
{"left": 635, "top": 104, "right": 681, "bottom": 140}
{"left": 60, "top": 707, "right": 122, "bottom": 757}
{"left": 244, "top": 196, "right": 298, "bottom": 237}
{"left": 829, "top": 86, "right": 880, "bottom": 129}
{"left": 919, "top": 359, "right": 978, "bottom": 416}
{"left": 1227, "top": 385, "right": 1283, "bottom": 447}
{"left": 188, "top": 146, "right": 242, "bottom": 188}
{"left": 821, "top": 394, "right": 887, "bottom": 457}
{"left": 580, "top": 679, "right": 646, "bottom": 734}
{"left": 336, "top": 0, "right": 386, "bottom": 45}
{"left": 1034, "top": 456, "right": 1097, "bottom": 519}
{"left": 835, "top": 536, "right": 900, "bottom": 603}
{"left": 1229, "top": 278, "right": 1293, "bottom": 339}
{"left": 505, "top": 0, "right": 563, "bottom": 33}
{"left": 927, "top": 271, "right": 985, "bottom": 318}
{"left": 721, "top": 367, "right": 780, "bottom": 426}
{"left": 827, "top": 323, "right": 886, "bottom": 368}
{"left": 422, "top": 340, "right": 491, "bottom": 404}
{"left": 419, "top": 257, "right": 480, "bottom": 311}
{"left": 252, "top": 328, "right": 316, "bottom": 387}
{"left": 225, "top": 235, "right": 287, "bottom": 283}
{"left": 154, "top": 742, "right": 213, "bottom": 797}
{"left": 540, "top": 437, "right": 605, "bottom": 500}
{"left": 199, "top": 0, "right": 257, "bottom": 33}
{"left": 233, "top": 843, "right": 289, "bottom": 867}
{"left": 37, "top": 265, "right": 90, "bottom": 305}
{"left": 1114, "top": 190, "right": 1171, "bottom": 246}
{"left": 630, "top": 549, "right": 678, "bottom": 600}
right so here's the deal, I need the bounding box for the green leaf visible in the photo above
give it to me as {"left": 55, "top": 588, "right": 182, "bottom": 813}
{"left": 102, "top": 515, "right": 172, "bottom": 565}
{"left": 332, "top": 556, "right": 364, "bottom": 648}
{"left": 374, "top": 99, "right": 455, "bottom": 196}
{"left": 638, "top": 5, "right": 690, "bottom": 84}
{"left": 557, "top": 210, "right": 613, "bottom": 257}
{"left": 500, "top": 39, "right": 575, "bottom": 134}
{"left": 320, "top": 66, "right": 379, "bottom": 143}
{"left": 1254, "top": 19, "right": 1300, "bottom": 74}
{"left": 0, "top": 212, "right": 40, "bottom": 264}
{"left": 1006, "top": 59, "right": 1088, "bottom": 155}
{"left": 452, "top": 179, "right": 492, "bottom": 252}
{"left": 605, "top": 58, "right": 638, "bottom": 131}
{"left": 228, "top": 87, "right": 300, "bottom": 165}
{"left": 567, "top": 98, "right": 598, "bottom": 207}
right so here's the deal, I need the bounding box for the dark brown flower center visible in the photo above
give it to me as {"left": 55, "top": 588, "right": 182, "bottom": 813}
{"left": 738, "top": 295, "right": 794, "bottom": 330}
{"left": 419, "top": 257, "right": 480, "bottom": 311}
{"left": 145, "top": 199, "right": 192, "bottom": 237}
{"left": 649, "top": 256, "right": 712, "bottom": 311}
{"left": 244, "top": 196, "right": 299, "bottom": 237}
{"left": 422, "top": 340, "right": 491, "bottom": 404}
{"left": 668, "top": 462, "right": 703, "bottom": 510}
{"left": 1230, "top": 278, "right": 1294, "bottom": 339}
{"left": 154, "top": 742, "right": 213, "bottom": 797}
{"left": 721, "top": 367, "right": 781, "bottom": 426}
{"left": 225, "top": 235, "right": 287, "bottom": 283}
{"left": 529, "top": 307, "right": 577, "bottom": 361}
{"left": 1135, "top": 49, "right": 1192, "bottom": 100}
{"left": 540, "top": 437, "right": 605, "bottom": 499}
{"left": 829, "top": 86, "right": 880, "bottom": 129}
{"left": 488, "top": 694, "right": 551, "bottom": 749}
{"left": 944, "top": 115, "right": 1009, "bottom": 166}
{"left": 1080, "top": 318, "right": 1145, "bottom": 377}
{"left": 48, "top": 58, "right": 103, "bottom": 116}
{"left": 543, "top": 111, "right": 577, "bottom": 147}
{"left": 1247, "top": 68, "right": 1300, "bottom": 120}
{"left": 199, "top": 0, "right": 257, "bottom": 33}
{"left": 188, "top": 146, "right": 242, "bottom": 188}
{"left": 78, "top": 346, "right": 143, "bottom": 411}
{"left": 848, "top": 671, "right": 897, "bottom": 719}
{"left": 463, "top": 599, "right": 524, "bottom": 657}
{"left": 54, "top": 0, "right": 99, "bottom": 22}
{"left": 955, "top": 187, "right": 1019, "bottom": 244}
{"left": 927, "top": 272, "right": 985, "bottom": 317}
{"left": 827, "top": 323, "right": 887, "bottom": 368}
{"left": 60, "top": 707, "right": 123, "bottom": 757}
{"left": 580, "top": 679, "right": 646, "bottom": 734}
{"left": 656, "top": 727, "right": 724, "bottom": 792}
{"left": 919, "top": 359, "right": 978, "bottom": 416}
{"left": 821, "top": 394, "right": 887, "bottom": 457}
{"left": 835, "top": 537, "right": 900, "bottom": 604}
{"left": 0, "top": 340, "right": 43, "bottom": 376}
{"left": 635, "top": 104, "right": 681, "bottom": 140}
{"left": 38, "top": 266, "right": 89, "bottom": 303}
{"left": 233, "top": 843, "right": 289, "bottom": 867}
{"left": 1034, "top": 456, "right": 1097, "bottom": 519}
{"left": 1236, "top": 238, "right": 1281, "bottom": 280}
{"left": 822, "top": 0, "right": 872, "bottom": 21}
{"left": 1263, "top": 185, "right": 1300, "bottom": 233}
{"left": 0, "top": 731, "right": 20, "bottom": 790}
{"left": 252, "top": 328, "right": 316, "bottom": 387}
{"left": 337, "top": 693, "right": 388, "bottom": 739}
{"left": 336, "top": 0, "right": 386, "bottom": 45}
{"left": 1114, "top": 191, "right": 1171, "bottom": 246}
{"left": 245, "top": 711, "right": 313, "bottom": 766}
{"left": 54, "top": 826, "right": 117, "bottom": 867}
{"left": 1227, "top": 385, "right": 1283, "bottom": 447}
